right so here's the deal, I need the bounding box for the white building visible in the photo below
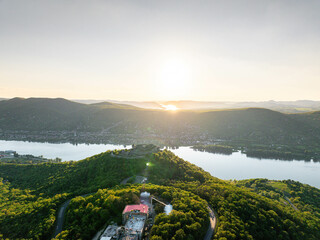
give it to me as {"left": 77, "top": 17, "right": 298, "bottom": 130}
{"left": 100, "top": 224, "right": 118, "bottom": 240}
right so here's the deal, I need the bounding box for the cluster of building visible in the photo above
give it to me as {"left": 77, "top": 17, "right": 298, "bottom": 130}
{"left": 100, "top": 204, "right": 150, "bottom": 240}
{"left": 0, "top": 128, "right": 219, "bottom": 147}
{"left": 0, "top": 150, "right": 16, "bottom": 159}
{"left": 99, "top": 192, "right": 154, "bottom": 240}
{"left": 0, "top": 150, "right": 60, "bottom": 163}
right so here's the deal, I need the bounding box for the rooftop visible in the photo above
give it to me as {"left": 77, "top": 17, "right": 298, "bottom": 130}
{"left": 123, "top": 204, "right": 149, "bottom": 215}
{"left": 100, "top": 224, "right": 118, "bottom": 240}
{"left": 125, "top": 215, "right": 146, "bottom": 233}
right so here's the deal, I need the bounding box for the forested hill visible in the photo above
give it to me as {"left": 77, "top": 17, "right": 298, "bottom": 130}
{"left": 1, "top": 97, "right": 320, "bottom": 147}
{"left": 0, "top": 148, "right": 319, "bottom": 239}
{"left": 0, "top": 97, "right": 139, "bottom": 131}
{"left": 90, "top": 101, "right": 142, "bottom": 110}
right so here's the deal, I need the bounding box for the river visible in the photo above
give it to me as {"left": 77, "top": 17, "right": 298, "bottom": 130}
{"left": 1, "top": 140, "right": 319, "bottom": 188}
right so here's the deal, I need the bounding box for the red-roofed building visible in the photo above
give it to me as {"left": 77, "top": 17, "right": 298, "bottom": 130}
{"left": 122, "top": 204, "right": 149, "bottom": 223}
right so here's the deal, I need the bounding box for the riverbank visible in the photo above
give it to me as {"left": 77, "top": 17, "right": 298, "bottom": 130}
{"left": 1, "top": 140, "right": 319, "bottom": 189}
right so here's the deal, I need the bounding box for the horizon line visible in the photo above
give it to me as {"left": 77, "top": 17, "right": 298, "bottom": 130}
{"left": 2, "top": 96, "right": 320, "bottom": 103}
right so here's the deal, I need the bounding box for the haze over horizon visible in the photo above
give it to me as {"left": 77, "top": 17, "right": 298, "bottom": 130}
{"left": 2, "top": 96, "right": 320, "bottom": 104}
{"left": 1, "top": 0, "right": 319, "bottom": 101}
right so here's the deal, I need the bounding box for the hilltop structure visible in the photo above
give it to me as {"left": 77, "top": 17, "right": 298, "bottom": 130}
{"left": 99, "top": 190, "right": 171, "bottom": 239}
{"left": 122, "top": 204, "right": 149, "bottom": 224}
{"left": 116, "top": 144, "right": 160, "bottom": 158}
{"left": 100, "top": 194, "right": 152, "bottom": 240}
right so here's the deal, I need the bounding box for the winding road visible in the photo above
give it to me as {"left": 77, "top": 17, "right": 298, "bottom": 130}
{"left": 53, "top": 192, "right": 93, "bottom": 238}
{"left": 52, "top": 177, "right": 143, "bottom": 238}
{"left": 53, "top": 199, "right": 71, "bottom": 237}
{"left": 204, "top": 205, "right": 217, "bottom": 240}
{"left": 52, "top": 175, "right": 217, "bottom": 240}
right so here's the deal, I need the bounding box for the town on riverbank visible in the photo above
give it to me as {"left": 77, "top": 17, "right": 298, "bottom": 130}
{"left": 0, "top": 150, "right": 61, "bottom": 164}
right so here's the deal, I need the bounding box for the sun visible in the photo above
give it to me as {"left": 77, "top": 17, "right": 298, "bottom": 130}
{"left": 155, "top": 58, "right": 192, "bottom": 100}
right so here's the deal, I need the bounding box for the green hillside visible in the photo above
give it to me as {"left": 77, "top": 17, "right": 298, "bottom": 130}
{"left": 1, "top": 98, "right": 320, "bottom": 158}
{"left": 60, "top": 185, "right": 209, "bottom": 240}
{"left": 234, "top": 179, "right": 320, "bottom": 218}
{"left": 0, "top": 98, "right": 91, "bottom": 130}
{"left": 193, "top": 108, "right": 319, "bottom": 144}
{"left": 0, "top": 149, "right": 148, "bottom": 239}
{"left": 0, "top": 147, "right": 319, "bottom": 240}
{"left": 0, "top": 150, "right": 146, "bottom": 196}
{"left": 0, "top": 98, "right": 146, "bottom": 131}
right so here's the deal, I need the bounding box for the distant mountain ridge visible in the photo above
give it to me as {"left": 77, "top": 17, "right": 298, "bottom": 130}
{"left": 2, "top": 98, "right": 320, "bottom": 112}
{"left": 1, "top": 98, "right": 320, "bottom": 149}
{"left": 91, "top": 101, "right": 141, "bottom": 110}
{"left": 74, "top": 99, "right": 320, "bottom": 113}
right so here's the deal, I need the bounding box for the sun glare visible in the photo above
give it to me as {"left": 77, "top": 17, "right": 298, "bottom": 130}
{"left": 155, "top": 58, "right": 192, "bottom": 100}
{"left": 161, "top": 104, "right": 178, "bottom": 111}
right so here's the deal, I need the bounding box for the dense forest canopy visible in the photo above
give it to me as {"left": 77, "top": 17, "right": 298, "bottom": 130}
{"left": 58, "top": 184, "right": 209, "bottom": 240}
{"left": 0, "top": 150, "right": 146, "bottom": 196}
{"left": 0, "top": 179, "right": 68, "bottom": 239}
{"left": 0, "top": 148, "right": 319, "bottom": 240}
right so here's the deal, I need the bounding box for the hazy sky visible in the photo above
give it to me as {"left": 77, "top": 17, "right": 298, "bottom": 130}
{"left": 1, "top": 0, "right": 319, "bottom": 101}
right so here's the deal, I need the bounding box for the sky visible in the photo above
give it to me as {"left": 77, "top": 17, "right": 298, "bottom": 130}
{"left": 0, "top": 0, "right": 319, "bottom": 101}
